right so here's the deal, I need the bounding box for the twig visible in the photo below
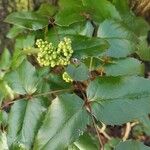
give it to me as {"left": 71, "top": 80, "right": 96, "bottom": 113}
{"left": 97, "top": 123, "right": 112, "bottom": 140}
{"left": 1, "top": 88, "right": 72, "bottom": 109}
{"left": 123, "top": 121, "right": 139, "bottom": 141}
{"left": 91, "top": 116, "right": 104, "bottom": 150}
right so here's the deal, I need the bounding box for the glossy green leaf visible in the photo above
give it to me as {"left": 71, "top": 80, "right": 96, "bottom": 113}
{"left": 104, "top": 138, "right": 121, "bottom": 150}
{"left": 47, "top": 22, "right": 94, "bottom": 46}
{"left": 7, "top": 98, "right": 46, "bottom": 149}
{"left": 55, "top": 0, "right": 85, "bottom": 26}
{"left": 72, "top": 35, "right": 109, "bottom": 59}
{"left": 0, "top": 131, "right": 9, "bottom": 150}
{"left": 115, "top": 140, "right": 150, "bottom": 150}
{"left": 4, "top": 12, "right": 48, "bottom": 30}
{"left": 87, "top": 76, "right": 150, "bottom": 125}
{"left": 104, "top": 58, "right": 144, "bottom": 76}
{"left": 83, "top": 0, "right": 121, "bottom": 22}
{"left": 69, "top": 133, "right": 99, "bottom": 150}
{"left": 5, "top": 60, "right": 38, "bottom": 95}
{"left": 66, "top": 63, "right": 89, "bottom": 81}
{"left": 97, "top": 19, "right": 135, "bottom": 58}
{"left": 33, "top": 94, "right": 89, "bottom": 150}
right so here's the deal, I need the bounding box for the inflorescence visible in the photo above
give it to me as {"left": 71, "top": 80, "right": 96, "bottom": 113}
{"left": 62, "top": 72, "right": 73, "bottom": 83}
{"left": 36, "top": 37, "right": 73, "bottom": 68}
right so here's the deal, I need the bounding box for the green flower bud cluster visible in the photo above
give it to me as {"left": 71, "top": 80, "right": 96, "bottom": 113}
{"left": 36, "top": 39, "right": 56, "bottom": 67}
{"left": 62, "top": 72, "right": 73, "bottom": 83}
{"left": 36, "top": 37, "right": 73, "bottom": 67}
{"left": 56, "top": 37, "right": 73, "bottom": 66}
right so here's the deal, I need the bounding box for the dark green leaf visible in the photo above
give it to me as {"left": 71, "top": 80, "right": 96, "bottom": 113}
{"left": 104, "top": 138, "right": 121, "bottom": 150}
{"left": 7, "top": 98, "right": 46, "bottom": 149}
{"left": 5, "top": 60, "right": 38, "bottom": 95}
{"left": 33, "top": 94, "right": 89, "bottom": 150}
{"left": 72, "top": 35, "right": 109, "bottom": 59}
{"left": 115, "top": 140, "right": 150, "bottom": 150}
{"left": 5, "top": 12, "right": 48, "bottom": 30}
{"left": 69, "top": 133, "right": 99, "bottom": 150}
{"left": 104, "top": 58, "right": 144, "bottom": 76}
{"left": 87, "top": 76, "right": 150, "bottom": 125}
{"left": 55, "top": 0, "right": 85, "bottom": 26}
{"left": 66, "top": 63, "right": 89, "bottom": 81}
{"left": 97, "top": 20, "right": 135, "bottom": 58}
{"left": 83, "top": 0, "right": 121, "bottom": 22}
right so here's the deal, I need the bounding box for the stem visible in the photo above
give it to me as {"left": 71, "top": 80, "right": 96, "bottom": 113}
{"left": 89, "top": 57, "right": 93, "bottom": 71}
{"left": 91, "top": 115, "right": 104, "bottom": 150}
{"left": 97, "top": 123, "right": 112, "bottom": 140}
{"left": 1, "top": 88, "right": 73, "bottom": 109}
{"left": 123, "top": 121, "right": 139, "bottom": 141}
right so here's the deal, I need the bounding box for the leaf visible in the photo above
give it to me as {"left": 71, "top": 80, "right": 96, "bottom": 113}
{"left": 7, "top": 98, "right": 46, "bottom": 149}
{"left": 55, "top": 0, "right": 85, "bottom": 26}
{"left": 15, "top": 34, "right": 35, "bottom": 49}
{"left": 5, "top": 60, "right": 38, "bottom": 95}
{"left": 47, "top": 22, "right": 94, "bottom": 46}
{"left": 0, "top": 131, "right": 9, "bottom": 150}
{"left": 137, "top": 36, "right": 150, "bottom": 61}
{"left": 104, "top": 138, "right": 121, "bottom": 150}
{"left": 72, "top": 35, "right": 109, "bottom": 59}
{"left": 69, "top": 133, "right": 99, "bottom": 150}
{"left": 115, "top": 140, "right": 150, "bottom": 150}
{"left": 112, "top": 0, "right": 129, "bottom": 15}
{"left": 66, "top": 63, "right": 89, "bottom": 81}
{"left": 122, "top": 14, "right": 150, "bottom": 36}
{"left": 33, "top": 94, "right": 89, "bottom": 150}
{"left": 0, "top": 49, "right": 11, "bottom": 71}
{"left": 104, "top": 58, "right": 144, "bottom": 76}
{"left": 87, "top": 76, "right": 150, "bottom": 125}
{"left": 4, "top": 12, "right": 48, "bottom": 30}
{"left": 6, "top": 25, "right": 24, "bottom": 39}
{"left": 37, "top": 3, "right": 58, "bottom": 17}
{"left": 83, "top": 0, "right": 121, "bottom": 22}
{"left": 97, "top": 19, "right": 135, "bottom": 58}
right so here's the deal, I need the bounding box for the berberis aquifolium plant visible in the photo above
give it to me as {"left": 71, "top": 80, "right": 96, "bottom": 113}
{"left": 0, "top": 0, "right": 150, "bottom": 149}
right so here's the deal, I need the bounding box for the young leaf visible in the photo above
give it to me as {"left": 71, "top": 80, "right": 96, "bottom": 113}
{"left": 115, "top": 140, "right": 150, "bottom": 150}
{"left": 7, "top": 98, "right": 46, "bottom": 149}
{"left": 4, "top": 12, "right": 48, "bottom": 30}
{"left": 5, "top": 60, "right": 38, "bottom": 95}
{"left": 87, "top": 76, "right": 150, "bottom": 125}
{"left": 33, "top": 94, "right": 89, "bottom": 150}
{"left": 97, "top": 19, "right": 136, "bottom": 58}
